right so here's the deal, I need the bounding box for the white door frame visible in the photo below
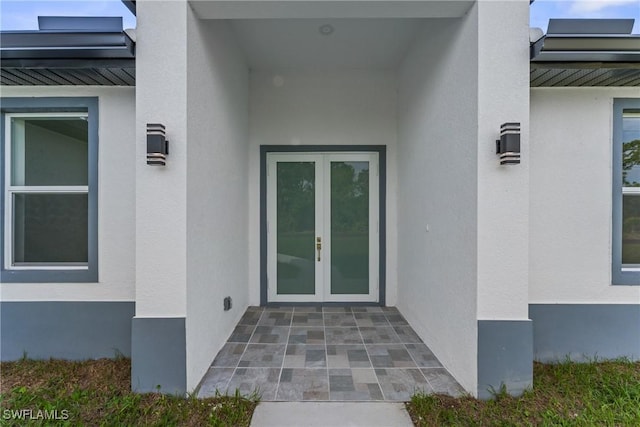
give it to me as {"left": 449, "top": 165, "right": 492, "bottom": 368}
{"left": 266, "top": 151, "right": 379, "bottom": 303}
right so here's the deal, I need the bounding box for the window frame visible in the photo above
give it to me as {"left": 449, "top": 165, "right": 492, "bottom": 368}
{"left": 612, "top": 98, "right": 640, "bottom": 286}
{"left": 1, "top": 97, "right": 98, "bottom": 283}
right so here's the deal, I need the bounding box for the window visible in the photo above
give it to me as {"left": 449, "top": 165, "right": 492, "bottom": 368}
{"left": 1, "top": 98, "right": 98, "bottom": 282}
{"left": 613, "top": 99, "right": 640, "bottom": 285}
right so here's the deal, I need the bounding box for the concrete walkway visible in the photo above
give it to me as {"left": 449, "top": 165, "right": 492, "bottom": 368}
{"left": 250, "top": 402, "right": 414, "bottom": 427}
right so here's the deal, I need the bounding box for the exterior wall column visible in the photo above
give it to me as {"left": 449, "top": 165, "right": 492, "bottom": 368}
{"left": 475, "top": 0, "right": 533, "bottom": 399}
{"left": 132, "top": 0, "right": 189, "bottom": 394}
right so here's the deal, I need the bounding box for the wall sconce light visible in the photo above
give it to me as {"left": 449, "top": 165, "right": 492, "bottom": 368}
{"left": 147, "top": 123, "right": 169, "bottom": 166}
{"left": 495, "top": 122, "right": 520, "bottom": 165}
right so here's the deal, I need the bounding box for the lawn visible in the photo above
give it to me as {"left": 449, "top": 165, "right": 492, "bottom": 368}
{"left": 0, "top": 358, "right": 257, "bottom": 426}
{"left": 408, "top": 359, "right": 640, "bottom": 426}
{"left": 2, "top": 358, "right": 639, "bottom": 426}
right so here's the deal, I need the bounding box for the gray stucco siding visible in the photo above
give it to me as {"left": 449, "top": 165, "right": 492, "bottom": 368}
{"left": 1, "top": 301, "right": 134, "bottom": 361}
{"left": 131, "top": 316, "right": 187, "bottom": 395}
{"left": 477, "top": 319, "right": 533, "bottom": 400}
{"left": 530, "top": 304, "right": 640, "bottom": 362}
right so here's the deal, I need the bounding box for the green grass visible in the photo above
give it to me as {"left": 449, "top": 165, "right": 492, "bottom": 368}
{"left": 5, "top": 358, "right": 637, "bottom": 426}
{"left": 0, "top": 358, "right": 257, "bottom": 426}
{"left": 407, "top": 359, "right": 640, "bottom": 426}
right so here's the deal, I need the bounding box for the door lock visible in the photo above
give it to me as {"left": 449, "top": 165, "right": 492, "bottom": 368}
{"left": 316, "top": 237, "right": 322, "bottom": 262}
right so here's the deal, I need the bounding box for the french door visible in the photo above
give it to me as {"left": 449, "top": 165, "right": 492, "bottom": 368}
{"left": 267, "top": 152, "right": 379, "bottom": 302}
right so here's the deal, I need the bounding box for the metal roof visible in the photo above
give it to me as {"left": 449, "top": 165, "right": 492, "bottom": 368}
{"left": 2, "top": 14, "right": 639, "bottom": 88}
{"left": 1, "top": 17, "right": 135, "bottom": 86}
{"left": 1, "top": 66, "right": 135, "bottom": 86}
{"left": 546, "top": 18, "right": 635, "bottom": 35}
{"left": 531, "top": 19, "right": 640, "bottom": 87}
{"left": 122, "top": 1, "right": 136, "bottom": 16}
{"left": 531, "top": 64, "right": 640, "bottom": 87}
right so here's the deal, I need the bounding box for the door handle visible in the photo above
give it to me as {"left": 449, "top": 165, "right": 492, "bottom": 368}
{"left": 316, "top": 237, "right": 322, "bottom": 262}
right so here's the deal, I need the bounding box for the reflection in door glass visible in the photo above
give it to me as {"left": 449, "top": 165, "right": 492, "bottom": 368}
{"left": 331, "top": 161, "right": 369, "bottom": 294}
{"left": 277, "top": 162, "right": 315, "bottom": 294}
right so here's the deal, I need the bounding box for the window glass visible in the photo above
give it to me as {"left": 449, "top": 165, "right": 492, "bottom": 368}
{"left": 2, "top": 98, "right": 98, "bottom": 283}
{"left": 13, "top": 193, "right": 88, "bottom": 264}
{"left": 331, "top": 161, "right": 369, "bottom": 295}
{"left": 622, "top": 194, "right": 640, "bottom": 266}
{"left": 621, "top": 111, "right": 640, "bottom": 268}
{"left": 6, "top": 114, "right": 90, "bottom": 269}
{"left": 11, "top": 117, "right": 88, "bottom": 186}
{"left": 276, "top": 161, "right": 316, "bottom": 295}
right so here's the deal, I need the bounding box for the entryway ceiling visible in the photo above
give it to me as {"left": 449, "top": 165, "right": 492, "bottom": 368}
{"left": 189, "top": 1, "right": 473, "bottom": 19}
{"left": 229, "top": 18, "right": 426, "bottom": 69}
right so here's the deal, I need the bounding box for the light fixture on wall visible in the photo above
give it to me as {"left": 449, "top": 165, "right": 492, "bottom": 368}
{"left": 495, "top": 122, "right": 521, "bottom": 165}
{"left": 146, "top": 123, "right": 169, "bottom": 166}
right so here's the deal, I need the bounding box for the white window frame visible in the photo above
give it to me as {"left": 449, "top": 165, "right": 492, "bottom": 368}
{"left": 4, "top": 112, "right": 89, "bottom": 271}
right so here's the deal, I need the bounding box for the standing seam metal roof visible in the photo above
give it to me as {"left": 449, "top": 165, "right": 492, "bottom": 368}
{"left": 530, "top": 19, "right": 640, "bottom": 87}
{"left": 1, "top": 15, "right": 639, "bottom": 87}
{"left": 1, "top": 16, "right": 135, "bottom": 86}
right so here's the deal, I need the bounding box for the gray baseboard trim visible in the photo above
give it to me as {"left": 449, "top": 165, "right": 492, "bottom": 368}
{"left": 131, "top": 316, "right": 186, "bottom": 395}
{"left": 0, "top": 301, "right": 134, "bottom": 361}
{"left": 477, "top": 319, "right": 533, "bottom": 400}
{"left": 529, "top": 304, "right": 640, "bottom": 362}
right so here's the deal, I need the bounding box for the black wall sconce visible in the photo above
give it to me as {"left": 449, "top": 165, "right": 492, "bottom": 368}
{"left": 496, "top": 122, "right": 521, "bottom": 165}
{"left": 147, "top": 123, "right": 169, "bottom": 166}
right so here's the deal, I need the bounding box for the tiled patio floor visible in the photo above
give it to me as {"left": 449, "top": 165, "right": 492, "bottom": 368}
{"left": 197, "top": 306, "right": 464, "bottom": 401}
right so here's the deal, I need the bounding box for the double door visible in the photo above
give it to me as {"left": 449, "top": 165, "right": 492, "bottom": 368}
{"left": 267, "top": 152, "right": 379, "bottom": 302}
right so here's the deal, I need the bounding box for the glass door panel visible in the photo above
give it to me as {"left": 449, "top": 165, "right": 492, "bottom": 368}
{"left": 276, "top": 162, "right": 316, "bottom": 294}
{"left": 267, "top": 154, "right": 324, "bottom": 302}
{"left": 330, "top": 161, "right": 370, "bottom": 294}
{"left": 267, "top": 152, "right": 378, "bottom": 303}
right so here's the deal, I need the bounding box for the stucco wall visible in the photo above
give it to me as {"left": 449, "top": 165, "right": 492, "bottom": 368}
{"left": 135, "top": 0, "right": 188, "bottom": 317}
{"left": 247, "top": 69, "right": 399, "bottom": 305}
{"left": 476, "top": 1, "right": 530, "bottom": 320}
{"left": 530, "top": 88, "right": 640, "bottom": 303}
{"left": 185, "top": 15, "right": 250, "bottom": 391}
{"left": 0, "top": 86, "right": 135, "bottom": 302}
{"left": 396, "top": 14, "right": 479, "bottom": 393}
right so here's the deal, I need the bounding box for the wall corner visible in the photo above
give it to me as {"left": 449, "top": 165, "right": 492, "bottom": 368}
{"left": 477, "top": 319, "right": 533, "bottom": 400}
{"left": 131, "top": 316, "right": 186, "bottom": 395}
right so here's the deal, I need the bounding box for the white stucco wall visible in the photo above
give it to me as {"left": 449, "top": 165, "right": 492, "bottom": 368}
{"left": 135, "top": 1, "right": 188, "bottom": 317}
{"left": 0, "top": 86, "right": 135, "bottom": 302}
{"left": 185, "top": 15, "right": 250, "bottom": 391}
{"left": 247, "top": 69, "right": 399, "bottom": 305}
{"left": 396, "top": 14, "right": 479, "bottom": 393}
{"left": 530, "top": 88, "right": 640, "bottom": 304}
{"left": 476, "top": 0, "right": 530, "bottom": 320}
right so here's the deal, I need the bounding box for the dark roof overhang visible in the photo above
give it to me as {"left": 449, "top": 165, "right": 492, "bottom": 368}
{"left": 530, "top": 62, "right": 640, "bottom": 87}
{"left": 530, "top": 19, "right": 640, "bottom": 87}
{"left": 1, "top": 30, "right": 135, "bottom": 61}
{"left": 531, "top": 34, "right": 640, "bottom": 63}
{"left": 1, "top": 18, "right": 135, "bottom": 86}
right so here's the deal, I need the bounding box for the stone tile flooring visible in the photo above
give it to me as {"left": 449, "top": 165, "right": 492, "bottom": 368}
{"left": 197, "top": 306, "right": 464, "bottom": 401}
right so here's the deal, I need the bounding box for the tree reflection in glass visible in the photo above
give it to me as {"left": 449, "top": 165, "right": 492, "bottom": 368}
{"left": 622, "top": 111, "right": 640, "bottom": 265}
{"left": 331, "top": 161, "right": 369, "bottom": 295}
{"left": 276, "top": 162, "right": 316, "bottom": 294}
